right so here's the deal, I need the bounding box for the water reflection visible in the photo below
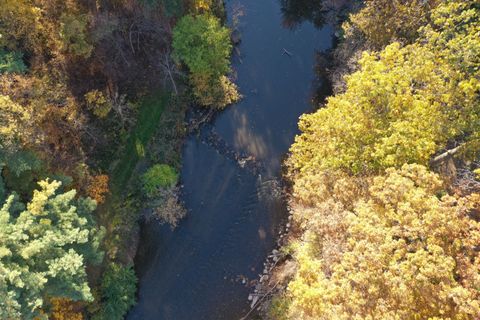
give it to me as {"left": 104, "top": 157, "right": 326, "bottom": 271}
{"left": 280, "top": 0, "right": 349, "bottom": 29}
{"left": 280, "top": 0, "right": 328, "bottom": 29}
{"left": 233, "top": 109, "right": 269, "bottom": 160}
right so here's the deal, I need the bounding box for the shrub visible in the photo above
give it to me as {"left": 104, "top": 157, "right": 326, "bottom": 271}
{"left": 94, "top": 263, "right": 137, "bottom": 320}
{"left": 142, "top": 164, "right": 178, "bottom": 195}
{"left": 0, "top": 50, "right": 27, "bottom": 74}
{"left": 87, "top": 174, "right": 110, "bottom": 204}
{"left": 85, "top": 90, "right": 112, "bottom": 118}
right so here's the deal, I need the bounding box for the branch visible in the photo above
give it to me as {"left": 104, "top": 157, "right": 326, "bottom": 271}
{"left": 282, "top": 48, "right": 293, "bottom": 57}
{"left": 430, "top": 145, "right": 463, "bottom": 166}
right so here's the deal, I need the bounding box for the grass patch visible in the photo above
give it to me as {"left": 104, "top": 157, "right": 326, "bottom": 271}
{"left": 110, "top": 92, "right": 170, "bottom": 193}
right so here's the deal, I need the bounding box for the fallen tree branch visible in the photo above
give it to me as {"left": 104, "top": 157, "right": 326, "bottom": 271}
{"left": 430, "top": 145, "right": 463, "bottom": 166}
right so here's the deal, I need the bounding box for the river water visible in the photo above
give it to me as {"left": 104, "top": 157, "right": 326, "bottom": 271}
{"left": 128, "top": 1, "right": 333, "bottom": 319}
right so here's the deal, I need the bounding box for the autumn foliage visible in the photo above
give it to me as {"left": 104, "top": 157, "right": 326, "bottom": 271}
{"left": 87, "top": 174, "right": 110, "bottom": 204}
{"left": 50, "top": 298, "right": 83, "bottom": 320}
{"left": 280, "top": 1, "right": 480, "bottom": 319}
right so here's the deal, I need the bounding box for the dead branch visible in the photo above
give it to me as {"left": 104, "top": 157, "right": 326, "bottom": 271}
{"left": 283, "top": 48, "right": 293, "bottom": 57}
{"left": 430, "top": 145, "right": 463, "bottom": 166}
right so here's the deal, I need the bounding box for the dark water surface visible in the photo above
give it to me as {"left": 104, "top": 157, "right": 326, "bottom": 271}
{"left": 128, "top": 1, "right": 333, "bottom": 319}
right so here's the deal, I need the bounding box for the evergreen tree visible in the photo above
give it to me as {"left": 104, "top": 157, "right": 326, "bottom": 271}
{"left": 0, "top": 180, "right": 103, "bottom": 319}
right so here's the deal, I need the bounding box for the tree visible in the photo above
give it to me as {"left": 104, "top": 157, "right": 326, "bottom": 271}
{"left": 172, "top": 14, "right": 231, "bottom": 77}
{"left": 59, "top": 13, "right": 93, "bottom": 58}
{"left": 348, "top": 0, "right": 439, "bottom": 48}
{"left": 172, "top": 13, "right": 239, "bottom": 107}
{"left": 422, "top": 0, "right": 480, "bottom": 78}
{"left": 0, "top": 0, "right": 45, "bottom": 53}
{"left": 0, "top": 94, "right": 32, "bottom": 153}
{"left": 282, "top": 2, "right": 480, "bottom": 319}
{"left": 288, "top": 41, "right": 479, "bottom": 177}
{"left": 49, "top": 297, "right": 83, "bottom": 320}
{"left": 287, "top": 165, "right": 480, "bottom": 319}
{"left": 189, "top": 73, "right": 240, "bottom": 109}
{"left": 0, "top": 180, "right": 103, "bottom": 319}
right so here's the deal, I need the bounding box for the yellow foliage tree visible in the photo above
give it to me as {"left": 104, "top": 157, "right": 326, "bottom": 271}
{"left": 0, "top": 94, "right": 33, "bottom": 152}
{"left": 0, "top": 0, "right": 45, "bottom": 52}
{"left": 282, "top": 2, "right": 480, "bottom": 320}
{"left": 287, "top": 165, "right": 480, "bottom": 319}
{"left": 348, "top": 0, "right": 439, "bottom": 48}
{"left": 191, "top": 0, "right": 213, "bottom": 12}
{"left": 288, "top": 42, "right": 479, "bottom": 177}
{"left": 0, "top": 0, "right": 92, "bottom": 58}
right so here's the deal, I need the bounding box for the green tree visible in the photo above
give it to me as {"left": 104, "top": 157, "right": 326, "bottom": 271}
{"left": 0, "top": 50, "right": 27, "bottom": 74}
{"left": 0, "top": 180, "right": 104, "bottom": 319}
{"left": 172, "top": 14, "right": 231, "bottom": 77}
{"left": 172, "top": 13, "right": 239, "bottom": 108}
{"left": 59, "top": 13, "right": 93, "bottom": 58}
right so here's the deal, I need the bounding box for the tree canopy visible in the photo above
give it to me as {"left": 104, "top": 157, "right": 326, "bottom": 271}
{"left": 348, "top": 0, "right": 440, "bottom": 48}
{"left": 172, "top": 13, "right": 239, "bottom": 108}
{"left": 281, "top": 1, "right": 480, "bottom": 319}
{"left": 287, "top": 165, "right": 480, "bottom": 319}
{"left": 173, "top": 14, "right": 231, "bottom": 78}
{"left": 0, "top": 180, "right": 103, "bottom": 319}
{"left": 289, "top": 0, "right": 480, "bottom": 177}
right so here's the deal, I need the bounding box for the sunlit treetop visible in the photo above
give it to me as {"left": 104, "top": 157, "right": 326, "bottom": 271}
{"left": 287, "top": 165, "right": 480, "bottom": 319}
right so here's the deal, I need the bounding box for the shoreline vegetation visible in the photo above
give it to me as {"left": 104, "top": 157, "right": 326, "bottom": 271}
{"left": 0, "top": 0, "right": 238, "bottom": 318}
{"left": 262, "top": 1, "right": 480, "bottom": 319}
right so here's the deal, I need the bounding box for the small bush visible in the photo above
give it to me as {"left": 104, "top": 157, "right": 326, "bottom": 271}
{"left": 142, "top": 164, "right": 178, "bottom": 195}
{"left": 87, "top": 174, "right": 110, "bottom": 204}
{"left": 85, "top": 90, "right": 112, "bottom": 118}
{"left": 0, "top": 50, "right": 27, "bottom": 74}
{"left": 268, "top": 295, "right": 291, "bottom": 320}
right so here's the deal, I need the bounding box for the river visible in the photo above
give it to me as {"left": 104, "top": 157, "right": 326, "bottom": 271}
{"left": 128, "top": 0, "right": 333, "bottom": 319}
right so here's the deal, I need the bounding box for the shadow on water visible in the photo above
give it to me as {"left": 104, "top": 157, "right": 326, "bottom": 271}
{"left": 128, "top": 0, "right": 335, "bottom": 319}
